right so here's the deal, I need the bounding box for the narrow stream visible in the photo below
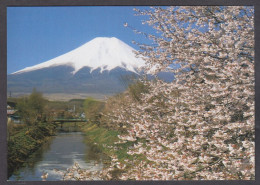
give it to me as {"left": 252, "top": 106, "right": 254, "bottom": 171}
{"left": 9, "top": 132, "right": 106, "bottom": 181}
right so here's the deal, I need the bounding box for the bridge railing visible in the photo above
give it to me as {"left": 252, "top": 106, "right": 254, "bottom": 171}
{"left": 52, "top": 118, "right": 87, "bottom": 122}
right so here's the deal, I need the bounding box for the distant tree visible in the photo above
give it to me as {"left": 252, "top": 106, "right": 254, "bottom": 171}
{"left": 83, "top": 97, "right": 104, "bottom": 123}
{"left": 28, "top": 88, "right": 46, "bottom": 120}
{"left": 17, "top": 88, "right": 47, "bottom": 125}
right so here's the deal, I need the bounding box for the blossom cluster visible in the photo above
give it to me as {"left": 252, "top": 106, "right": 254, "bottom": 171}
{"left": 104, "top": 6, "right": 255, "bottom": 180}
{"left": 53, "top": 162, "right": 103, "bottom": 181}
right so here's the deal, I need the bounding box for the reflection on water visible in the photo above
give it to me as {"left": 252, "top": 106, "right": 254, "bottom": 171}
{"left": 9, "top": 132, "right": 106, "bottom": 181}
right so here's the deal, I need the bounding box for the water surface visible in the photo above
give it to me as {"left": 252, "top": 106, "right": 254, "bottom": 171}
{"left": 9, "top": 132, "right": 105, "bottom": 181}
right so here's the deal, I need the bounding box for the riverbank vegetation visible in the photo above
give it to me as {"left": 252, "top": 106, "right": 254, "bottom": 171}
{"left": 8, "top": 89, "right": 54, "bottom": 177}
{"left": 7, "top": 122, "right": 57, "bottom": 177}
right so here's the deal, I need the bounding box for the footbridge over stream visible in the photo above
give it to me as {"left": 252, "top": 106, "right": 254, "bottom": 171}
{"left": 52, "top": 118, "right": 87, "bottom": 128}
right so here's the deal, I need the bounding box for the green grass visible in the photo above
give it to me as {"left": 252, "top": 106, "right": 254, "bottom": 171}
{"left": 82, "top": 123, "right": 119, "bottom": 154}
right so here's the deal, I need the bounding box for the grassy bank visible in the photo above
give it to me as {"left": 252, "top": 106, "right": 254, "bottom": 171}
{"left": 82, "top": 122, "right": 119, "bottom": 157}
{"left": 7, "top": 123, "right": 57, "bottom": 178}
{"left": 81, "top": 122, "right": 150, "bottom": 179}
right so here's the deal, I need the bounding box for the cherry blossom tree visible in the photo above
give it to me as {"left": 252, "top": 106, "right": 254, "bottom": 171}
{"left": 106, "top": 6, "right": 254, "bottom": 180}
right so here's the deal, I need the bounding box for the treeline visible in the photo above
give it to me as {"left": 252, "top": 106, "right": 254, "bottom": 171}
{"left": 8, "top": 89, "right": 85, "bottom": 126}
{"left": 8, "top": 88, "right": 51, "bottom": 127}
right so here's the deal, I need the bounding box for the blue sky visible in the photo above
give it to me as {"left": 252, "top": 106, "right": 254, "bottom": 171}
{"left": 7, "top": 6, "right": 155, "bottom": 74}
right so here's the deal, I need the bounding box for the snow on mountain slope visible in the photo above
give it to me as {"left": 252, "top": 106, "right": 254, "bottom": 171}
{"left": 13, "top": 37, "right": 145, "bottom": 75}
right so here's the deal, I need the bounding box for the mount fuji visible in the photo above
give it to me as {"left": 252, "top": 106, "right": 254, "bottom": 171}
{"left": 8, "top": 37, "right": 174, "bottom": 98}
{"left": 12, "top": 37, "right": 145, "bottom": 75}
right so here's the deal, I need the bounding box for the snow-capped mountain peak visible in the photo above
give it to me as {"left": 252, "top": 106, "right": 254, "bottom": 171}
{"left": 13, "top": 37, "right": 145, "bottom": 75}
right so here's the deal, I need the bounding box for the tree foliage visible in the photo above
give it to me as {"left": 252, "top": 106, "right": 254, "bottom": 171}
{"left": 104, "top": 6, "right": 254, "bottom": 180}
{"left": 17, "top": 89, "right": 47, "bottom": 125}
{"left": 83, "top": 97, "right": 104, "bottom": 123}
